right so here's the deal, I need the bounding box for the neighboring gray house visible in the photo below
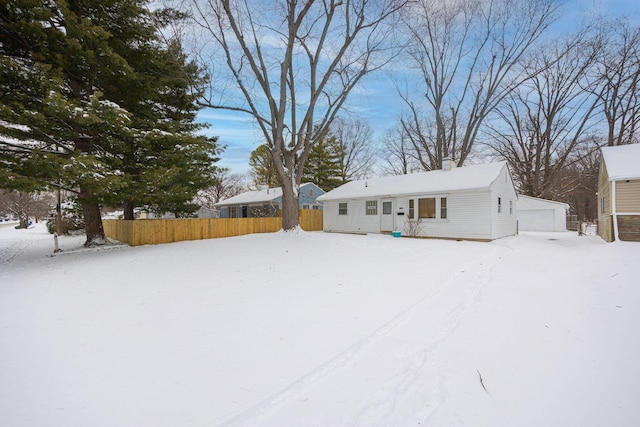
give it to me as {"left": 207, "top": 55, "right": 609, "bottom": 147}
{"left": 216, "top": 182, "right": 325, "bottom": 218}
{"left": 317, "top": 160, "right": 518, "bottom": 241}
{"left": 516, "top": 195, "right": 569, "bottom": 232}
{"left": 196, "top": 207, "right": 220, "bottom": 219}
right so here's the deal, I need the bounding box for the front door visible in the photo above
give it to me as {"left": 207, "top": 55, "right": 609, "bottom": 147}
{"left": 380, "top": 199, "right": 394, "bottom": 232}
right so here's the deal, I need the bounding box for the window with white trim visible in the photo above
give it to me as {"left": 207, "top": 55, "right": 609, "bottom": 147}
{"left": 418, "top": 198, "right": 436, "bottom": 218}
{"left": 338, "top": 202, "right": 348, "bottom": 215}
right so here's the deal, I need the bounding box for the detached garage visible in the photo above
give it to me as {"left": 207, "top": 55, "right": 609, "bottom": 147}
{"left": 516, "top": 195, "right": 569, "bottom": 232}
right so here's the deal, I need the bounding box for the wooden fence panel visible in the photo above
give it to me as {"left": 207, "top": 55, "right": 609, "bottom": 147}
{"left": 300, "top": 209, "right": 323, "bottom": 231}
{"left": 103, "top": 209, "right": 323, "bottom": 246}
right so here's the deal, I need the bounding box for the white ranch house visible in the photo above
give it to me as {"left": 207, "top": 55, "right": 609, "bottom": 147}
{"left": 317, "top": 161, "right": 518, "bottom": 241}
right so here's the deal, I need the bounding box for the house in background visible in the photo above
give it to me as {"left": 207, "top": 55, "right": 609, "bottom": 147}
{"left": 216, "top": 182, "right": 325, "bottom": 218}
{"left": 516, "top": 195, "right": 569, "bottom": 232}
{"left": 597, "top": 143, "right": 640, "bottom": 242}
{"left": 317, "top": 160, "right": 517, "bottom": 241}
{"left": 195, "top": 207, "right": 220, "bottom": 219}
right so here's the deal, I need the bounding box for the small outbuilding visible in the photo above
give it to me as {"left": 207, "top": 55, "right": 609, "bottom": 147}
{"left": 597, "top": 143, "right": 640, "bottom": 242}
{"left": 216, "top": 182, "right": 325, "bottom": 218}
{"left": 516, "top": 195, "right": 569, "bottom": 232}
{"left": 317, "top": 160, "right": 517, "bottom": 241}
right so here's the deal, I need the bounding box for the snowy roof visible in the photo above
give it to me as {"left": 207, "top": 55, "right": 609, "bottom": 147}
{"left": 601, "top": 144, "right": 640, "bottom": 180}
{"left": 517, "top": 195, "right": 569, "bottom": 209}
{"left": 317, "top": 162, "right": 508, "bottom": 201}
{"left": 215, "top": 183, "right": 315, "bottom": 206}
{"left": 215, "top": 187, "right": 283, "bottom": 206}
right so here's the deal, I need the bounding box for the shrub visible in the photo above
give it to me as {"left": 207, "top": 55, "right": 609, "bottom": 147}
{"left": 46, "top": 200, "right": 85, "bottom": 235}
{"left": 404, "top": 218, "right": 424, "bottom": 237}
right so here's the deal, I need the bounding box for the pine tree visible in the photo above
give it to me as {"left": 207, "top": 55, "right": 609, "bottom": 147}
{"left": 107, "top": 38, "right": 221, "bottom": 219}
{"left": 1, "top": 0, "right": 221, "bottom": 243}
{"left": 249, "top": 139, "right": 342, "bottom": 193}
{"left": 249, "top": 144, "right": 281, "bottom": 188}
{"left": 302, "top": 137, "right": 342, "bottom": 192}
{"left": 1, "top": 0, "right": 133, "bottom": 244}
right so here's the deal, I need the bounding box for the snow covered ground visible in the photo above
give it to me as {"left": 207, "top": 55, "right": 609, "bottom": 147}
{"left": 1, "top": 222, "right": 639, "bottom": 426}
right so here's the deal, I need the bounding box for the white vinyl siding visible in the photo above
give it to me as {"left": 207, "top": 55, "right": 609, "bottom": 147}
{"left": 489, "top": 167, "right": 518, "bottom": 239}
{"left": 323, "top": 200, "right": 381, "bottom": 233}
{"left": 396, "top": 192, "right": 491, "bottom": 240}
{"left": 321, "top": 164, "right": 517, "bottom": 240}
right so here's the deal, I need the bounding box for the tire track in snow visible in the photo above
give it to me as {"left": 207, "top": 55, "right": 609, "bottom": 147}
{"left": 217, "top": 245, "right": 506, "bottom": 427}
{"left": 352, "top": 245, "right": 508, "bottom": 426}
{"left": 0, "top": 240, "right": 31, "bottom": 273}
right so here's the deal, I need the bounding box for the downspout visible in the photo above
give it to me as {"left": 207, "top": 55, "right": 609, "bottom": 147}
{"left": 612, "top": 180, "right": 619, "bottom": 241}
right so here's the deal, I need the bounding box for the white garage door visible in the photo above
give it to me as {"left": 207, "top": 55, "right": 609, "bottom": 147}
{"left": 517, "top": 209, "right": 555, "bottom": 232}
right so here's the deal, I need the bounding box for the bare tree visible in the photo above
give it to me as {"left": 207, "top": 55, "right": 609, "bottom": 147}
{"left": 400, "top": 0, "right": 560, "bottom": 170}
{"left": 560, "top": 138, "right": 602, "bottom": 221}
{"left": 0, "top": 191, "right": 54, "bottom": 228}
{"left": 186, "top": 0, "right": 405, "bottom": 229}
{"left": 377, "top": 124, "right": 419, "bottom": 175}
{"left": 330, "top": 116, "right": 376, "bottom": 181}
{"left": 593, "top": 18, "right": 640, "bottom": 146}
{"left": 198, "top": 168, "right": 246, "bottom": 208}
{"left": 487, "top": 33, "right": 602, "bottom": 200}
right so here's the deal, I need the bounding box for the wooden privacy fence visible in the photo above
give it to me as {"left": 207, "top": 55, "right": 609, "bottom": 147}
{"left": 102, "top": 209, "right": 323, "bottom": 246}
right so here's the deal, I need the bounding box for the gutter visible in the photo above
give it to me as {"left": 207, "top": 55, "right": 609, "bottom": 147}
{"left": 612, "top": 180, "right": 619, "bottom": 241}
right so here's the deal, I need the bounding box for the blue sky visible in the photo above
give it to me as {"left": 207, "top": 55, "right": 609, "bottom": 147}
{"left": 198, "top": 0, "right": 639, "bottom": 175}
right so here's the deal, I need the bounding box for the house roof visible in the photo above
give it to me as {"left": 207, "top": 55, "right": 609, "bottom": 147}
{"left": 601, "top": 143, "right": 640, "bottom": 180}
{"left": 517, "top": 195, "right": 569, "bottom": 210}
{"left": 215, "top": 183, "right": 316, "bottom": 206}
{"left": 215, "top": 187, "right": 283, "bottom": 206}
{"left": 317, "top": 162, "right": 508, "bottom": 201}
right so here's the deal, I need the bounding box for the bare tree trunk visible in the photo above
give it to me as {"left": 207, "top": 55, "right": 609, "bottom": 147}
{"left": 123, "top": 201, "right": 135, "bottom": 220}
{"left": 79, "top": 187, "right": 105, "bottom": 247}
{"left": 56, "top": 184, "right": 63, "bottom": 235}
{"left": 188, "top": 0, "right": 405, "bottom": 230}
{"left": 280, "top": 180, "right": 299, "bottom": 231}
